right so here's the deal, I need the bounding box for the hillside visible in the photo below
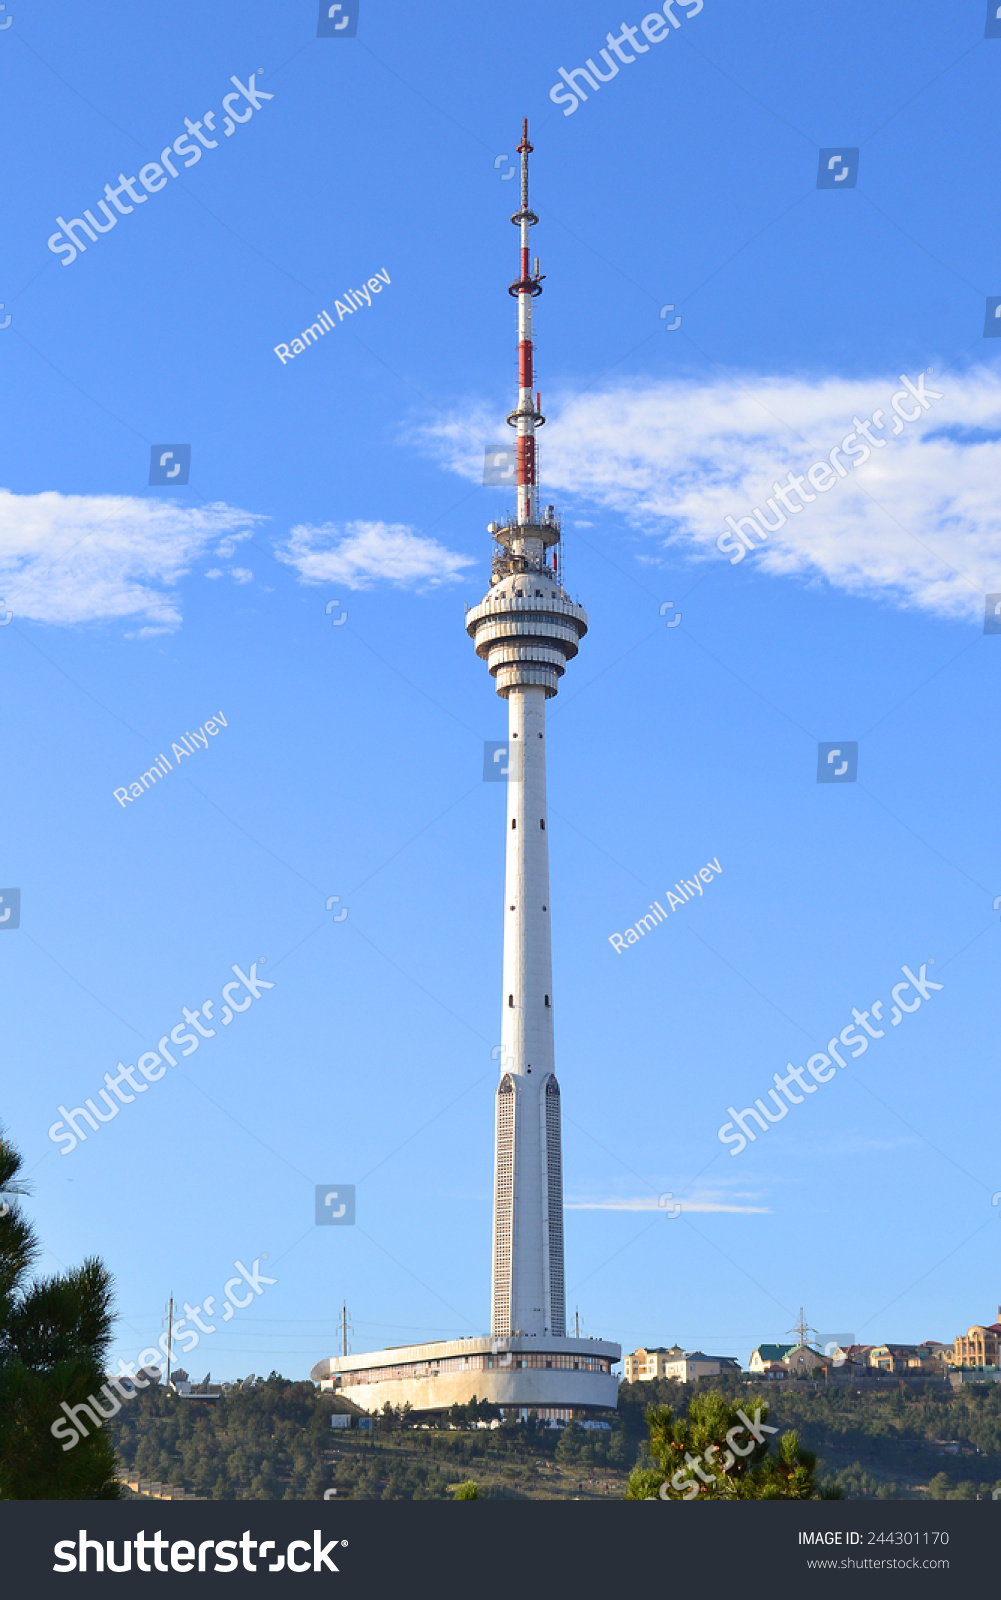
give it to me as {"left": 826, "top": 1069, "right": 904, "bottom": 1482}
{"left": 109, "top": 1372, "right": 1001, "bottom": 1501}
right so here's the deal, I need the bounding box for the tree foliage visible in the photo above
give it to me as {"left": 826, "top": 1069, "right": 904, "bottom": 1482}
{"left": 0, "top": 1129, "right": 120, "bottom": 1499}
{"left": 626, "top": 1391, "right": 838, "bottom": 1500}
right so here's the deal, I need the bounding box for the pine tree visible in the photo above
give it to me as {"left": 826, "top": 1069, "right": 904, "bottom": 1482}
{"left": 0, "top": 1129, "right": 120, "bottom": 1498}
{"left": 626, "top": 1391, "right": 837, "bottom": 1501}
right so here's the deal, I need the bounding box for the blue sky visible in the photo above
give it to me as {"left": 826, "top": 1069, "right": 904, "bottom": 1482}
{"left": 3, "top": 0, "right": 1001, "bottom": 1381}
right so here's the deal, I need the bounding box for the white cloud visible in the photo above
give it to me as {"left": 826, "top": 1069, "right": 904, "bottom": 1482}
{"left": 275, "top": 520, "right": 474, "bottom": 591}
{"left": 230, "top": 568, "right": 253, "bottom": 585}
{"left": 0, "top": 490, "right": 265, "bottom": 628}
{"left": 565, "top": 1196, "right": 770, "bottom": 1214}
{"left": 215, "top": 531, "right": 253, "bottom": 559}
{"left": 420, "top": 367, "right": 1001, "bottom": 621}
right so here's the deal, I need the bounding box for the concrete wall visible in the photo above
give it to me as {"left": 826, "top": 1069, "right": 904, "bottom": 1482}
{"left": 312, "top": 1335, "right": 621, "bottom": 1416}
{"left": 335, "top": 1365, "right": 618, "bottom": 1415}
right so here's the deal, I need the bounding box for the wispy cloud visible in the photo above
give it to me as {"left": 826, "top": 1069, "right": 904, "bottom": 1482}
{"left": 0, "top": 494, "right": 475, "bottom": 629}
{"left": 566, "top": 1197, "right": 770, "bottom": 1214}
{"left": 420, "top": 367, "right": 1001, "bottom": 621}
{"left": 275, "top": 520, "right": 474, "bottom": 591}
{"left": 0, "top": 490, "right": 264, "bottom": 629}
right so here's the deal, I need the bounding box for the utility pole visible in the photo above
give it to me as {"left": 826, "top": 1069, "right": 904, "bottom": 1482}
{"left": 574, "top": 1307, "right": 580, "bottom": 1339}
{"left": 164, "top": 1295, "right": 174, "bottom": 1389}
{"left": 785, "top": 1307, "right": 819, "bottom": 1347}
{"left": 341, "top": 1302, "right": 352, "bottom": 1358}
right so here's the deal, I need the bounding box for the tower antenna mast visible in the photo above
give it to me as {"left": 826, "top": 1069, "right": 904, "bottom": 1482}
{"left": 504, "top": 117, "right": 546, "bottom": 559}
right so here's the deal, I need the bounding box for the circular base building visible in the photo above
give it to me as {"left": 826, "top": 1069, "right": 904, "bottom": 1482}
{"left": 311, "top": 1335, "right": 619, "bottom": 1421}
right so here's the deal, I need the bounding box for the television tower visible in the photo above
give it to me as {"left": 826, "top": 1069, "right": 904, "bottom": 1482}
{"left": 312, "top": 130, "right": 618, "bottom": 1415}
{"left": 466, "top": 120, "right": 588, "bottom": 1340}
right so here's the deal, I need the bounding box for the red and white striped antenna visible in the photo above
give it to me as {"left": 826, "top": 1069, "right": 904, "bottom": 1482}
{"left": 507, "top": 117, "right": 546, "bottom": 531}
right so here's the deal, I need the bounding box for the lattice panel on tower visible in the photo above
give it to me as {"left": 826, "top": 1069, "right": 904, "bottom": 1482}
{"left": 492, "top": 1075, "right": 516, "bottom": 1337}
{"left": 545, "top": 1074, "right": 566, "bottom": 1338}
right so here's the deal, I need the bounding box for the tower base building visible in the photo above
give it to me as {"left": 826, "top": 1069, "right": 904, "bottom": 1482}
{"left": 312, "top": 1335, "right": 619, "bottom": 1421}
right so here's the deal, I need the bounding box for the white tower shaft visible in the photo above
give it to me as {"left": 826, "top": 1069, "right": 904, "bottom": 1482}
{"left": 492, "top": 684, "right": 564, "bottom": 1338}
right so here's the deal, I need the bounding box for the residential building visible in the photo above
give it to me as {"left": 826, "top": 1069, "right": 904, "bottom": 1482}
{"left": 829, "top": 1344, "right": 873, "bottom": 1376}
{"left": 917, "top": 1342, "right": 952, "bottom": 1372}
{"left": 782, "top": 1344, "right": 826, "bottom": 1375}
{"left": 867, "top": 1343, "right": 950, "bottom": 1375}
{"left": 749, "top": 1344, "right": 794, "bottom": 1373}
{"left": 623, "top": 1347, "right": 685, "bottom": 1382}
{"left": 750, "top": 1343, "right": 826, "bottom": 1377}
{"left": 832, "top": 1344, "right": 872, "bottom": 1366}
{"left": 870, "top": 1344, "right": 922, "bottom": 1373}
{"left": 952, "top": 1314, "right": 1001, "bottom": 1369}
{"left": 662, "top": 1352, "right": 741, "bottom": 1383}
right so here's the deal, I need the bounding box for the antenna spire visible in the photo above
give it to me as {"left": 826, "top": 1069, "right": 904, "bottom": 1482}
{"left": 507, "top": 118, "right": 544, "bottom": 531}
